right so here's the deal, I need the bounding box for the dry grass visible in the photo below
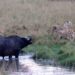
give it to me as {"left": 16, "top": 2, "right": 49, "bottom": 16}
{"left": 0, "top": 0, "right": 74, "bottom": 37}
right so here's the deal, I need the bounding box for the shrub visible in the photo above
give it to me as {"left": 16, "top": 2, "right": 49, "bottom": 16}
{"left": 57, "top": 42, "right": 75, "bottom": 67}
{"left": 23, "top": 44, "right": 55, "bottom": 59}
{"left": 22, "top": 35, "right": 75, "bottom": 67}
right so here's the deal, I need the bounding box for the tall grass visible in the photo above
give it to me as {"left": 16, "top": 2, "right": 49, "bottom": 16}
{"left": 58, "top": 42, "right": 75, "bottom": 67}
{"left": 0, "top": 0, "right": 74, "bottom": 37}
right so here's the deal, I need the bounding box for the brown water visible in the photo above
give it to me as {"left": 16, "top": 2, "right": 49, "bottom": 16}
{"left": 0, "top": 55, "right": 75, "bottom": 75}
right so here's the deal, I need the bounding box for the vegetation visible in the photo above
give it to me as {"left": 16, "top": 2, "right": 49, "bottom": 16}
{"left": 58, "top": 42, "right": 75, "bottom": 66}
{"left": 0, "top": 0, "right": 75, "bottom": 73}
{"left": 0, "top": 0, "right": 75, "bottom": 37}
{"left": 23, "top": 35, "right": 75, "bottom": 68}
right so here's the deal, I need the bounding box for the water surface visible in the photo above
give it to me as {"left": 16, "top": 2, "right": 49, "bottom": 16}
{"left": 0, "top": 55, "right": 75, "bottom": 75}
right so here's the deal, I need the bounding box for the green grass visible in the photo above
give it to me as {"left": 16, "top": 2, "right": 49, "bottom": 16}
{"left": 57, "top": 42, "right": 75, "bottom": 66}
{"left": 23, "top": 35, "right": 62, "bottom": 59}
{"left": 22, "top": 35, "right": 75, "bottom": 67}
{"left": 23, "top": 44, "right": 55, "bottom": 59}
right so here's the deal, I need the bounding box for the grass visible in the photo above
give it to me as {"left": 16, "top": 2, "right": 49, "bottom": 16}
{"left": 57, "top": 42, "right": 75, "bottom": 66}
{"left": 23, "top": 44, "right": 55, "bottom": 59}
{"left": 22, "top": 35, "right": 75, "bottom": 68}
{"left": 0, "top": 0, "right": 74, "bottom": 37}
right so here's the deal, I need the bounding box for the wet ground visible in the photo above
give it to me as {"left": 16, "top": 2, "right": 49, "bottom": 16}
{"left": 0, "top": 55, "right": 75, "bottom": 75}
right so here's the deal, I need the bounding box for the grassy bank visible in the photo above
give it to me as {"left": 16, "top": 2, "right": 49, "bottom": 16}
{"left": 23, "top": 35, "right": 75, "bottom": 68}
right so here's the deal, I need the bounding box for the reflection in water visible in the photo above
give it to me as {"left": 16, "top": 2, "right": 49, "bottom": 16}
{"left": 19, "top": 55, "right": 75, "bottom": 75}
{"left": 0, "top": 55, "right": 75, "bottom": 75}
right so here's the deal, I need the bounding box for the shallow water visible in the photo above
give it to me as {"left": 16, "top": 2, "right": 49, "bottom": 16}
{"left": 19, "top": 55, "right": 75, "bottom": 75}
{"left": 0, "top": 55, "right": 75, "bottom": 75}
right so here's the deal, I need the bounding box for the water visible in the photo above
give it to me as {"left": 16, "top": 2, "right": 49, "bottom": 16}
{"left": 19, "top": 55, "right": 75, "bottom": 75}
{"left": 0, "top": 55, "right": 75, "bottom": 75}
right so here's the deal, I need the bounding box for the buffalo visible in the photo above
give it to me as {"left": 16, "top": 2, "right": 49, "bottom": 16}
{"left": 0, "top": 35, "right": 32, "bottom": 70}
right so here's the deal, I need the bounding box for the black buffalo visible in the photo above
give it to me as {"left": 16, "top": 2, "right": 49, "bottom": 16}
{"left": 0, "top": 35, "right": 32, "bottom": 70}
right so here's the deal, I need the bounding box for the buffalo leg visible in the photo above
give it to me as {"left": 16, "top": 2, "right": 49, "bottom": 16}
{"left": 9, "top": 56, "right": 12, "bottom": 63}
{"left": 15, "top": 55, "right": 19, "bottom": 71}
{"left": 6, "top": 56, "right": 12, "bottom": 70}
{"left": 3, "top": 56, "right": 4, "bottom": 60}
{"left": 2, "top": 56, "right": 5, "bottom": 70}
